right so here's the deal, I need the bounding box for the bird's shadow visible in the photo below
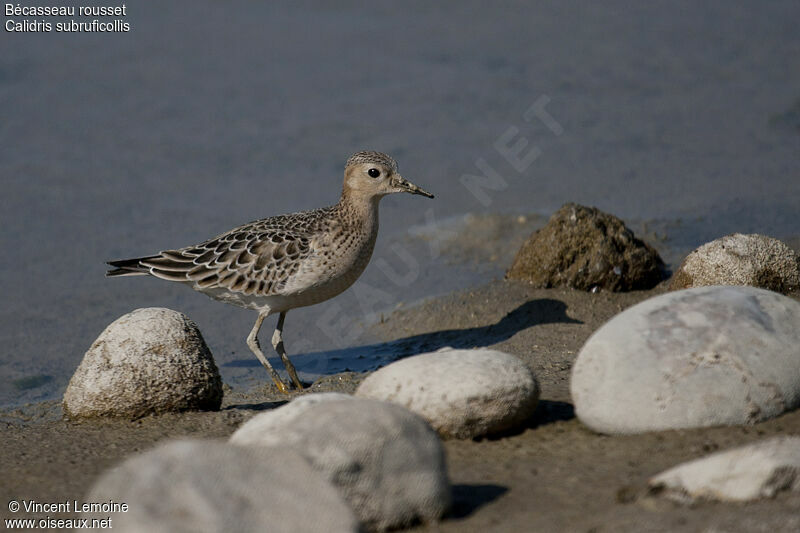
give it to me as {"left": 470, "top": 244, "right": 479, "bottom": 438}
{"left": 225, "top": 298, "right": 581, "bottom": 374}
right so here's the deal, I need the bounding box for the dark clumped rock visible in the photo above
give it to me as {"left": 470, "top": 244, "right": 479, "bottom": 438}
{"left": 670, "top": 233, "right": 800, "bottom": 293}
{"left": 506, "top": 203, "right": 665, "bottom": 291}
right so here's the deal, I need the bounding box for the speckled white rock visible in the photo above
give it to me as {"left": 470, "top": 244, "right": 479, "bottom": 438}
{"left": 230, "top": 392, "right": 353, "bottom": 446}
{"left": 64, "top": 308, "right": 223, "bottom": 418}
{"left": 572, "top": 286, "right": 800, "bottom": 434}
{"left": 355, "top": 348, "right": 539, "bottom": 439}
{"left": 649, "top": 437, "right": 800, "bottom": 502}
{"left": 230, "top": 397, "right": 450, "bottom": 531}
{"left": 671, "top": 233, "right": 800, "bottom": 293}
{"left": 85, "top": 439, "right": 358, "bottom": 533}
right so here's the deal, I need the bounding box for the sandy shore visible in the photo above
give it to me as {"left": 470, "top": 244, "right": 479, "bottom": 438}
{"left": 3, "top": 279, "right": 800, "bottom": 532}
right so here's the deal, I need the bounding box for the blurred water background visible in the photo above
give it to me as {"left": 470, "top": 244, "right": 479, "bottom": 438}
{"left": 1, "top": 1, "right": 798, "bottom": 407}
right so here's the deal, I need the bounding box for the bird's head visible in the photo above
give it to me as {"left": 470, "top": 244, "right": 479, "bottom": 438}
{"left": 343, "top": 151, "right": 434, "bottom": 201}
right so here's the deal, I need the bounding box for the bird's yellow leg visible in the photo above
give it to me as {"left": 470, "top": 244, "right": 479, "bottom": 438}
{"left": 272, "top": 312, "right": 304, "bottom": 391}
{"left": 247, "top": 313, "right": 289, "bottom": 394}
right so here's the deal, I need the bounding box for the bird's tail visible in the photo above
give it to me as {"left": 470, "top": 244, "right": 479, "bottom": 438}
{"left": 106, "top": 256, "right": 159, "bottom": 277}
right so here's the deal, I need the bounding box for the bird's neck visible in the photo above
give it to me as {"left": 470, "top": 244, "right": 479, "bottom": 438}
{"left": 336, "top": 192, "right": 381, "bottom": 233}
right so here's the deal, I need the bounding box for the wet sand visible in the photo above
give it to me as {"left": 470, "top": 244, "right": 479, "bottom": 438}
{"left": 3, "top": 280, "right": 800, "bottom": 532}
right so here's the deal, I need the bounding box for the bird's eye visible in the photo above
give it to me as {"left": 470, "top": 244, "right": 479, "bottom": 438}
{"left": 367, "top": 168, "right": 381, "bottom": 178}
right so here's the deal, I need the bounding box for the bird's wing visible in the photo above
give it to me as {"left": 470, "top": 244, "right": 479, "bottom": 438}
{"left": 140, "top": 213, "right": 322, "bottom": 296}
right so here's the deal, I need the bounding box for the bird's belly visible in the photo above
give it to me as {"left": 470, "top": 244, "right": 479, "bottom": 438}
{"left": 277, "top": 235, "right": 376, "bottom": 310}
{"left": 197, "top": 287, "right": 287, "bottom": 313}
{"left": 280, "top": 253, "right": 371, "bottom": 309}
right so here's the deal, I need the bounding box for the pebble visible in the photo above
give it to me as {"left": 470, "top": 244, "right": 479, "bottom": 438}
{"left": 63, "top": 308, "right": 222, "bottom": 418}
{"left": 671, "top": 233, "right": 800, "bottom": 293}
{"left": 649, "top": 436, "right": 800, "bottom": 502}
{"left": 356, "top": 348, "right": 539, "bottom": 439}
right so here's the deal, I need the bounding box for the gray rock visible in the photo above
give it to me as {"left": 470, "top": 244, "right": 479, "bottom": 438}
{"left": 85, "top": 439, "right": 358, "bottom": 533}
{"left": 63, "top": 308, "right": 223, "bottom": 418}
{"left": 231, "top": 392, "right": 353, "bottom": 445}
{"left": 571, "top": 286, "right": 800, "bottom": 434}
{"left": 671, "top": 233, "right": 800, "bottom": 293}
{"left": 506, "top": 203, "right": 665, "bottom": 291}
{"left": 355, "top": 348, "right": 539, "bottom": 439}
{"left": 649, "top": 436, "right": 800, "bottom": 502}
{"left": 230, "top": 397, "right": 450, "bottom": 531}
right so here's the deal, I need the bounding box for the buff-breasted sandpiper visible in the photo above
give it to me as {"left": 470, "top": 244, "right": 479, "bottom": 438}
{"left": 106, "top": 151, "right": 433, "bottom": 393}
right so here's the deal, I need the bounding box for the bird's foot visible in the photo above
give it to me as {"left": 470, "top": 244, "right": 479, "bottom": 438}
{"left": 264, "top": 369, "right": 290, "bottom": 395}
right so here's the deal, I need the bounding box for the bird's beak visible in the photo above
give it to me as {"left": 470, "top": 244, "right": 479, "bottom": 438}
{"left": 392, "top": 175, "right": 434, "bottom": 198}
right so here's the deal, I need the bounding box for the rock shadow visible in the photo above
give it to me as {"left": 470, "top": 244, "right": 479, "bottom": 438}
{"left": 223, "top": 400, "right": 287, "bottom": 412}
{"left": 448, "top": 484, "right": 508, "bottom": 519}
{"left": 530, "top": 400, "right": 575, "bottom": 426}
{"left": 479, "top": 400, "right": 575, "bottom": 440}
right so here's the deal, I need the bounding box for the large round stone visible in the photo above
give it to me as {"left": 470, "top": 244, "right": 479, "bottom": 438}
{"left": 85, "top": 439, "right": 358, "bottom": 533}
{"left": 670, "top": 233, "right": 800, "bottom": 293}
{"left": 355, "top": 348, "right": 539, "bottom": 439}
{"left": 63, "top": 308, "right": 223, "bottom": 418}
{"left": 571, "top": 286, "right": 800, "bottom": 434}
{"left": 230, "top": 397, "right": 450, "bottom": 531}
